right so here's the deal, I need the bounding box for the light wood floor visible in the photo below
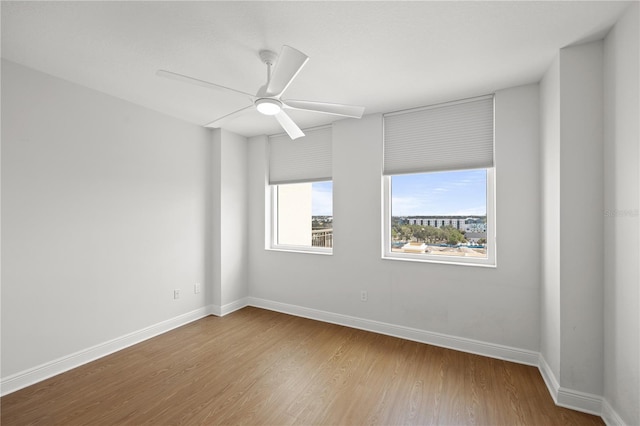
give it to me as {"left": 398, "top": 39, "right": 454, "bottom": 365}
{"left": 2, "top": 307, "right": 603, "bottom": 425}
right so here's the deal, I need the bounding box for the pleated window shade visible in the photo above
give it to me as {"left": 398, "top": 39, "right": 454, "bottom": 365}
{"left": 383, "top": 95, "right": 494, "bottom": 175}
{"left": 269, "top": 126, "right": 332, "bottom": 185}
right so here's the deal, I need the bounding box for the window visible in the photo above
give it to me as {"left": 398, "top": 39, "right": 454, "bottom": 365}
{"left": 272, "top": 181, "right": 333, "bottom": 250}
{"left": 268, "top": 126, "right": 333, "bottom": 254}
{"left": 382, "top": 95, "right": 495, "bottom": 266}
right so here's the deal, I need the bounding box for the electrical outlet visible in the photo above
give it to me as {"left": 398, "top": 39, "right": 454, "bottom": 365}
{"left": 360, "top": 290, "right": 368, "bottom": 302}
{"left": 194, "top": 283, "right": 201, "bottom": 294}
{"left": 174, "top": 289, "right": 180, "bottom": 299}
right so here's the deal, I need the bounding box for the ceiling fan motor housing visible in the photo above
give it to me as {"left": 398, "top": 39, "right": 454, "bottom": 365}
{"left": 259, "top": 50, "right": 278, "bottom": 66}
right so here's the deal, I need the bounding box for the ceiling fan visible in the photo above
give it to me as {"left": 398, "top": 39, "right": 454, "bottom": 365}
{"left": 157, "top": 45, "right": 365, "bottom": 140}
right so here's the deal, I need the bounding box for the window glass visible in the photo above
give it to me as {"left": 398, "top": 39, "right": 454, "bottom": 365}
{"left": 274, "top": 181, "right": 333, "bottom": 250}
{"left": 386, "top": 169, "right": 494, "bottom": 265}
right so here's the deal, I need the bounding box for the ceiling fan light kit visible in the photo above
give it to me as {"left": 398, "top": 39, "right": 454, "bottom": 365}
{"left": 255, "top": 98, "right": 282, "bottom": 115}
{"left": 157, "top": 45, "right": 365, "bottom": 140}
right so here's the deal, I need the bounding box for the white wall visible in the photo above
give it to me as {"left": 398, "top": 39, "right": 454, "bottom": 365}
{"left": 603, "top": 3, "right": 640, "bottom": 424}
{"left": 211, "top": 129, "right": 249, "bottom": 310}
{"left": 1, "top": 60, "right": 212, "bottom": 378}
{"left": 248, "top": 84, "right": 541, "bottom": 353}
{"left": 539, "top": 40, "right": 606, "bottom": 400}
{"left": 559, "top": 41, "right": 605, "bottom": 396}
{"left": 540, "top": 54, "right": 562, "bottom": 382}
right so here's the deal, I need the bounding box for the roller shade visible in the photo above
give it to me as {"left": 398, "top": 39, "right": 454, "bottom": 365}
{"left": 268, "top": 126, "right": 332, "bottom": 184}
{"left": 383, "top": 95, "right": 494, "bottom": 175}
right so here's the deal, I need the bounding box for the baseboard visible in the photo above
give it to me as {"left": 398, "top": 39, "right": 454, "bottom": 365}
{"left": 247, "top": 297, "right": 539, "bottom": 366}
{"left": 557, "top": 387, "right": 603, "bottom": 416}
{"left": 538, "top": 354, "right": 561, "bottom": 403}
{"left": 601, "top": 399, "right": 628, "bottom": 426}
{"left": 538, "top": 353, "right": 603, "bottom": 417}
{"left": 211, "top": 297, "right": 249, "bottom": 317}
{"left": 0, "top": 305, "right": 214, "bottom": 396}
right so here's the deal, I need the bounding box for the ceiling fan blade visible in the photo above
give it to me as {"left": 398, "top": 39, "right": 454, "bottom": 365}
{"left": 275, "top": 110, "right": 305, "bottom": 140}
{"left": 266, "top": 46, "right": 309, "bottom": 97}
{"left": 156, "top": 70, "right": 255, "bottom": 98}
{"left": 283, "top": 99, "right": 365, "bottom": 118}
{"left": 203, "top": 105, "right": 254, "bottom": 128}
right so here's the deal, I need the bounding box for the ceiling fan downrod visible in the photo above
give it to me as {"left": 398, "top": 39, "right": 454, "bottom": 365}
{"left": 259, "top": 49, "right": 278, "bottom": 84}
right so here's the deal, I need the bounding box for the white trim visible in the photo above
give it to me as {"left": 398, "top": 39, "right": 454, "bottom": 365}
{"left": 538, "top": 354, "right": 561, "bottom": 403}
{"left": 538, "top": 353, "right": 604, "bottom": 417}
{"left": 602, "top": 399, "right": 628, "bottom": 426}
{"left": 384, "top": 94, "right": 495, "bottom": 117}
{"left": 556, "top": 388, "right": 603, "bottom": 417}
{"left": 0, "top": 305, "right": 214, "bottom": 396}
{"left": 267, "top": 246, "right": 332, "bottom": 256}
{"left": 381, "top": 254, "right": 497, "bottom": 268}
{"left": 247, "top": 297, "right": 538, "bottom": 366}
{"left": 210, "top": 298, "right": 250, "bottom": 317}
{"left": 220, "top": 297, "right": 249, "bottom": 316}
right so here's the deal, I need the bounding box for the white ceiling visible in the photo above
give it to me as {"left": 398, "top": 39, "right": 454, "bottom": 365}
{"left": 1, "top": 1, "right": 631, "bottom": 137}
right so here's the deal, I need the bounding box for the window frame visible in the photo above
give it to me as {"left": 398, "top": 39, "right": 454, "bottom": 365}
{"left": 269, "top": 182, "right": 333, "bottom": 255}
{"left": 382, "top": 168, "right": 496, "bottom": 267}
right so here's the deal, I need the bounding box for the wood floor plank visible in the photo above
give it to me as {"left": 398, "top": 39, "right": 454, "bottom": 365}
{"left": 1, "top": 307, "right": 604, "bottom": 425}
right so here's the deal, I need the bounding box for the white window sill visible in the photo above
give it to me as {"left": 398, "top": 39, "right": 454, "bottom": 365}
{"left": 268, "top": 246, "right": 333, "bottom": 256}
{"left": 382, "top": 252, "right": 496, "bottom": 268}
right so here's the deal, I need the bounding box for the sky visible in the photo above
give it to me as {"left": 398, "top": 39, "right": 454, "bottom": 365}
{"left": 311, "top": 169, "right": 486, "bottom": 217}
{"left": 391, "top": 169, "right": 486, "bottom": 216}
{"left": 312, "top": 181, "right": 333, "bottom": 216}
